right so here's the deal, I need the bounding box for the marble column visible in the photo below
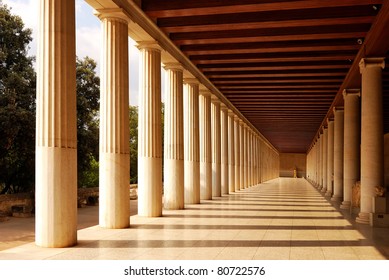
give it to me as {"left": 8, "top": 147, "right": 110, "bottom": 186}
{"left": 138, "top": 42, "right": 162, "bottom": 217}
{"left": 220, "top": 104, "right": 229, "bottom": 195}
{"left": 357, "top": 58, "right": 385, "bottom": 224}
{"left": 234, "top": 117, "right": 241, "bottom": 191}
{"left": 211, "top": 96, "right": 221, "bottom": 197}
{"left": 326, "top": 118, "right": 335, "bottom": 197}
{"left": 240, "top": 121, "right": 245, "bottom": 189}
{"left": 199, "top": 90, "right": 212, "bottom": 200}
{"left": 98, "top": 10, "right": 130, "bottom": 228}
{"left": 318, "top": 132, "right": 323, "bottom": 188}
{"left": 248, "top": 130, "right": 253, "bottom": 187}
{"left": 183, "top": 79, "right": 200, "bottom": 204}
{"left": 321, "top": 127, "right": 328, "bottom": 193}
{"left": 163, "top": 63, "right": 184, "bottom": 210}
{"left": 228, "top": 111, "right": 236, "bottom": 193}
{"left": 36, "top": 0, "right": 77, "bottom": 247}
{"left": 341, "top": 89, "right": 361, "bottom": 210}
{"left": 332, "top": 107, "right": 344, "bottom": 202}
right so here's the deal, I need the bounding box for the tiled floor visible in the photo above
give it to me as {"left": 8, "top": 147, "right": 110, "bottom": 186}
{"left": 1, "top": 178, "right": 388, "bottom": 260}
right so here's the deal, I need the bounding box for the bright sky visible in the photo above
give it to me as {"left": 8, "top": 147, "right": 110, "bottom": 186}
{"left": 2, "top": 0, "right": 154, "bottom": 106}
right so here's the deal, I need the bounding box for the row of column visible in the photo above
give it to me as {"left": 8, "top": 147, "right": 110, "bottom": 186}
{"left": 35, "top": 1, "right": 279, "bottom": 247}
{"left": 307, "top": 57, "right": 385, "bottom": 224}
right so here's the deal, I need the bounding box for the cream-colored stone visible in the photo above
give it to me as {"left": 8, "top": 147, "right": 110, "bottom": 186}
{"left": 220, "top": 105, "right": 229, "bottom": 195}
{"left": 199, "top": 90, "right": 212, "bottom": 200}
{"left": 36, "top": 0, "right": 77, "bottom": 247}
{"left": 228, "top": 111, "right": 235, "bottom": 193}
{"left": 163, "top": 64, "right": 184, "bottom": 210}
{"left": 341, "top": 89, "right": 361, "bottom": 210}
{"left": 326, "top": 119, "right": 334, "bottom": 197}
{"left": 332, "top": 107, "right": 344, "bottom": 202}
{"left": 211, "top": 97, "right": 221, "bottom": 197}
{"left": 357, "top": 58, "right": 385, "bottom": 224}
{"left": 240, "top": 122, "right": 245, "bottom": 189}
{"left": 183, "top": 80, "right": 200, "bottom": 204}
{"left": 321, "top": 128, "right": 328, "bottom": 193}
{"left": 234, "top": 117, "right": 241, "bottom": 191}
{"left": 138, "top": 42, "right": 163, "bottom": 217}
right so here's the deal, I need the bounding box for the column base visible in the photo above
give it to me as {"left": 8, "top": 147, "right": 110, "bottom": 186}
{"left": 325, "top": 191, "right": 332, "bottom": 197}
{"left": 356, "top": 212, "right": 370, "bottom": 225}
{"left": 340, "top": 201, "right": 351, "bottom": 210}
{"left": 321, "top": 187, "right": 327, "bottom": 193}
{"left": 331, "top": 195, "right": 342, "bottom": 202}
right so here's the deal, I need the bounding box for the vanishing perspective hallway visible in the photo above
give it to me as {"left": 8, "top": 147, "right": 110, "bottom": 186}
{"left": 1, "top": 178, "right": 388, "bottom": 260}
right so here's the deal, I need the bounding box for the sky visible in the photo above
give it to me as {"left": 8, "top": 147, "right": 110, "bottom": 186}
{"left": 2, "top": 0, "right": 154, "bottom": 106}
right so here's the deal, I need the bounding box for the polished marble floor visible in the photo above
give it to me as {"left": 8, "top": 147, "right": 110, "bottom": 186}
{"left": 0, "top": 178, "right": 388, "bottom": 260}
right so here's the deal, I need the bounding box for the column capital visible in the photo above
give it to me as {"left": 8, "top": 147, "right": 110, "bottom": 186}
{"left": 333, "top": 106, "right": 344, "bottom": 114}
{"left": 359, "top": 57, "right": 385, "bottom": 73}
{"left": 183, "top": 77, "right": 199, "bottom": 85}
{"left": 220, "top": 103, "right": 228, "bottom": 111}
{"left": 326, "top": 117, "right": 334, "bottom": 125}
{"left": 163, "top": 62, "right": 183, "bottom": 71}
{"left": 228, "top": 109, "right": 235, "bottom": 117}
{"left": 211, "top": 94, "right": 220, "bottom": 104}
{"left": 136, "top": 41, "right": 162, "bottom": 52}
{"left": 343, "top": 88, "right": 360, "bottom": 99}
{"left": 199, "top": 89, "right": 211, "bottom": 97}
{"left": 95, "top": 8, "right": 130, "bottom": 23}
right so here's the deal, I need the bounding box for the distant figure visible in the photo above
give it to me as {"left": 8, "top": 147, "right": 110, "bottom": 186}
{"left": 293, "top": 167, "right": 297, "bottom": 178}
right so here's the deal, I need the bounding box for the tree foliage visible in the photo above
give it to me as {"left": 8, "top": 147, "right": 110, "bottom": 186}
{"left": 0, "top": 3, "right": 36, "bottom": 194}
{"left": 129, "top": 105, "right": 138, "bottom": 183}
{"left": 76, "top": 56, "right": 100, "bottom": 187}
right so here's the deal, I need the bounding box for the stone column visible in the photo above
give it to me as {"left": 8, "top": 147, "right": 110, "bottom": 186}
{"left": 98, "top": 10, "right": 130, "bottom": 228}
{"left": 326, "top": 118, "right": 334, "bottom": 197}
{"left": 321, "top": 127, "right": 328, "bottom": 193}
{"left": 357, "top": 58, "right": 385, "bottom": 224}
{"left": 319, "top": 132, "right": 323, "bottom": 189}
{"left": 234, "top": 117, "right": 241, "bottom": 191}
{"left": 211, "top": 96, "right": 221, "bottom": 197}
{"left": 36, "top": 0, "right": 77, "bottom": 247}
{"left": 183, "top": 79, "right": 200, "bottom": 204}
{"left": 341, "top": 89, "right": 361, "bottom": 210}
{"left": 138, "top": 42, "right": 162, "bottom": 217}
{"left": 163, "top": 63, "right": 184, "bottom": 210}
{"left": 220, "top": 104, "right": 229, "bottom": 195}
{"left": 332, "top": 107, "right": 344, "bottom": 202}
{"left": 240, "top": 121, "right": 245, "bottom": 189}
{"left": 228, "top": 111, "right": 235, "bottom": 193}
{"left": 248, "top": 130, "right": 253, "bottom": 187}
{"left": 199, "top": 90, "right": 212, "bottom": 200}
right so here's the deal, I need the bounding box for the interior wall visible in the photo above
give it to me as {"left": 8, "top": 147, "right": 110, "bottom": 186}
{"left": 385, "top": 133, "right": 389, "bottom": 189}
{"left": 279, "top": 153, "right": 306, "bottom": 178}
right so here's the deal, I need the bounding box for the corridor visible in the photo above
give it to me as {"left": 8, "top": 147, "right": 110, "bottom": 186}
{"left": 0, "top": 178, "right": 388, "bottom": 260}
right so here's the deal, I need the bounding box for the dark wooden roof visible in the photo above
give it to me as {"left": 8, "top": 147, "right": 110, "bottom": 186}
{"left": 142, "top": 0, "right": 389, "bottom": 153}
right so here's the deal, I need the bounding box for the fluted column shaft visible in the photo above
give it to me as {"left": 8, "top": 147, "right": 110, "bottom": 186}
{"left": 211, "top": 97, "right": 221, "bottom": 197}
{"left": 239, "top": 121, "right": 245, "bottom": 189}
{"left": 322, "top": 128, "right": 328, "bottom": 193}
{"left": 220, "top": 105, "right": 229, "bottom": 195}
{"left": 319, "top": 133, "right": 323, "bottom": 188}
{"left": 164, "top": 63, "right": 184, "bottom": 210}
{"left": 357, "top": 58, "right": 385, "bottom": 224}
{"left": 332, "top": 107, "right": 344, "bottom": 202}
{"left": 234, "top": 117, "right": 241, "bottom": 191}
{"left": 341, "top": 89, "right": 361, "bottom": 210}
{"left": 199, "top": 91, "right": 212, "bottom": 200}
{"left": 99, "top": 11, "right": 130, "bottom": 228}
{"left": 138, "top": 42, "right": 162, "bottom": 217}
{"left": 183, "top": 80, "right": 200, "bottom": 204}
{"left": 326, "top": 119, "right": 334, "bottom": 197}
{"left": 228, "top": 112, "right": 235, "bottom": 193}
{"left": 36, "top": 0, "right": 77, "bottom": 247}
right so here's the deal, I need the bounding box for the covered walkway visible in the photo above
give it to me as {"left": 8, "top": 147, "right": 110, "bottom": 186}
{"left": 1, "top": 178, "right": 388, "bottom": 260}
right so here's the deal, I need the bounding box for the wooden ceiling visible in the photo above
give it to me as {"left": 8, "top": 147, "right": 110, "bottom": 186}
{"left": 141, "top": 0, "right": 389, "bottom": 153}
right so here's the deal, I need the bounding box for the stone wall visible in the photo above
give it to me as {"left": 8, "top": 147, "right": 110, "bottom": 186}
{"left": 0, "top": 193, "right": 34, "bottom": 216}
{"left": 279, "top": 153, "right": 306, "bottom": 178}
{"left": 0, "top": 185, "right": 139, "bottom": 217}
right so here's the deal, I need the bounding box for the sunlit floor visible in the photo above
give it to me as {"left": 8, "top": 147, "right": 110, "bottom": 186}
{"left": 1, "top": 178, "right": 389, "bottom": 260}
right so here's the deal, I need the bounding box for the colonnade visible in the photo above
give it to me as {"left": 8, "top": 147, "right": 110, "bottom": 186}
{"left": 307, "top": 57, "right": 386, "bottom": 225}
{"left": 35, "top": 0, "right": 279, "bottom": 248}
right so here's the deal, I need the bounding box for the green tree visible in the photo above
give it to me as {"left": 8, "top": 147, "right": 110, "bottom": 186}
{"left": 0, "top": 3, "right": 36, "bottom": 194}
{"left": 76, "top": 56, "right": 100, "bottom": 188}
{"left": 129, "top": 105, "right": 138, "bottom": 183}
